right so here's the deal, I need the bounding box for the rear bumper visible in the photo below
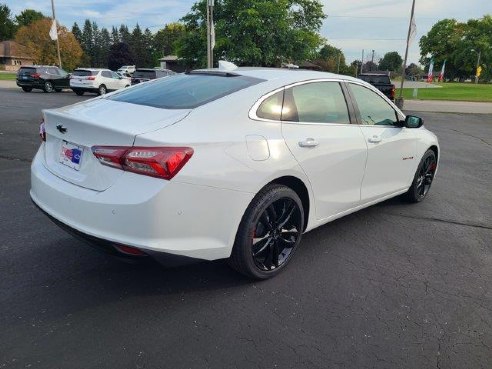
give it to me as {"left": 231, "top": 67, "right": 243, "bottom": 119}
{"left": 16, "top": 81, "right": 44, "bottom": 89}
{"left": 30, "top": 145, "right": 254, "bottom": 261}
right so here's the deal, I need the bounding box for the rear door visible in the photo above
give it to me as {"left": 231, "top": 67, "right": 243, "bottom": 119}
{"left": 347, "top": 82, "right": 417, "bottom": 202}
{"left": 280, "top": 81, "right": 368, "bottom": 221}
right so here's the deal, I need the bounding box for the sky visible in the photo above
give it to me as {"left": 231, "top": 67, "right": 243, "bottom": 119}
{"left": 4, "top": 0, "right": 492, "bottom": 65}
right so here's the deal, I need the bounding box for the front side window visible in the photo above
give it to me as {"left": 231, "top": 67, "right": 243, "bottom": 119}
{"left": 349, "top": 84, "right": 398, "bottom": 126}
{"left": 283, "top": 82, "right": 350, "bottom": 124}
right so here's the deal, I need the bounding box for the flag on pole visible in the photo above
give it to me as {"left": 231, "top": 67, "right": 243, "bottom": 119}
{"left": 427, "top": 58, "right": 434, "bottom": 83}
{"left": 49, "top": 19, "right": 58, "bottom": 41}
{"left": 408, "top": 14, "right": 417, "bottom": 46}
{"left": 438, "top": 60, "right": 446, "bottom": 82}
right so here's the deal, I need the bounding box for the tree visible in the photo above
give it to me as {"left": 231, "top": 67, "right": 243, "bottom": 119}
{"left": 111, "top": 26, "right": 119, "bottom": 44}
{"left": 108, "top": 42, "right": 134, "bottom": 70}
{"left": 15, "top": 18, "right": 83, "bottom": 70}
{"left": 72, "top": 22, "right": 82, "bottom": 43}
{"left": 313, "top": 44, "right": 346, "bottom": 73}
{"left": 378, "top": 51, "right": 403, "bottom": 72}
{"left": 405, "top": 63, "right": 424, "bottom": 79}
{"left": 0, "top": 4, "right": 16, "bottom": 41}
{"left": 119, "top": 24, "right": 131, "bottom": 44}
{"left": 15, "top": 9, "right": 45, "bottom": 27}
{"left": 178, "top": 0, "right": 326, "bottom": 68}
{"left": 81, "top": 19, "right": 94, "bottom": 65}
{"left": 154, "top": 22, "right": 186, "bottom": 57}
{"left": 98, "top": 28, "right": 111, "bottom": 68}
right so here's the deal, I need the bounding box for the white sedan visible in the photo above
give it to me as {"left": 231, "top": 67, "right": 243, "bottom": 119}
{"left": 31, "top": 67, "right": 439, "bottom": 279}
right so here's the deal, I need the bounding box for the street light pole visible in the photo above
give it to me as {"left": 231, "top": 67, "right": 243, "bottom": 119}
{"left": 337, "top": 52, "right": 341, "bottom": 74}
{"left": 206, "top": 0, "right": 214, "bottom": 68}
{"left": 397, "top": 0, "right": 416, "bottom": 107}
{"left": 474, "top": 50, "right": 481, "bottom": 84}
{"left": 50, "top": 0, "right": 62, "bottom": 68}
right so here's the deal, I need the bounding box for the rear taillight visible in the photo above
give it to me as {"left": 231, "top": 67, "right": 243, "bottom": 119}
{"left": 87, "top": 76, "right": 96, "bottom": 80}
{"left": 39, "top": 120, "right": 46, "bottom": 141}
{"left": 92, "top": 146, "right": 193, "bottom": 180}
{"left": 31, "top": 73, "right": 40, "bottom": 79}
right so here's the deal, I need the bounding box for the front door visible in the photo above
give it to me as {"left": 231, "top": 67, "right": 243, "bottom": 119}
{"left": 347, "top": 83, "right": 417, "bottom": 203}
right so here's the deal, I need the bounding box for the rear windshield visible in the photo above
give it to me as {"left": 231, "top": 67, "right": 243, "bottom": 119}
{"left": 133, "top": 70, "right": 156, "bottom": 79}
{"left": 359, "top": 75, "right": 391, "bottom": 84}
{"left": 73, "top": 69, "right": 96, "bottom": 76}
{"left": 109, "top": 73, "right": 265, "bottom": 109}
{"left": 18, "top": 67, "right": 36, "bottom": 75}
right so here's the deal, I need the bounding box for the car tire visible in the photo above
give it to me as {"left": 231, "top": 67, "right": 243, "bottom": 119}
{"left": 55, "top": 88, "right": 62, "bottom": 92}
{"left": 43, "top": 81, "right": 54, "bottom": 93}
{"left": 73, "top": 89, "right": 84, "bottom": 96}
{"left": 229, "top": 184, "right": 304, "bottom": 280}
{"left": 98, "top": 85, "right": 107, "bottom": 95}
{"left": 21, "top": 87, "right": 32, "bottom": 92}
{"left": 405, "top": 149, "right": 437, "bottom": 203}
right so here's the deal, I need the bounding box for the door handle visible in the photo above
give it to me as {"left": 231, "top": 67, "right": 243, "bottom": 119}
{"left": 298, "top": 138, "right": 319, "bottom": 148}
{"left": 368, "top": 135, "right": 382, "bottom": 143}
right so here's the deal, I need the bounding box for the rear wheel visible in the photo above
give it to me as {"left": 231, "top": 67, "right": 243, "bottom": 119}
{"left": 73, "top": 89, "right": 84, "bottom": 96}
{"left": 229, "top": 184, "right": 304, "bottom": 279}
{"left": 43, "top": 81, "right": 54, "bottom": 93}
{"left": 405, "top": 149, "right": 437, "bottom": 203}
{"left": 98, "top": 85, "right": 107, "bottom": 95}
{"left": 21, "top": 87, "right": 32, "bottom": 92}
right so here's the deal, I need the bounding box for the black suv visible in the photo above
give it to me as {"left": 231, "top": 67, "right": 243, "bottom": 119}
{"left": 131, "top": 68, "right": 176, "bottom": 85}
{"left": 16, "top": 66, "right": 70, "bottom": 93}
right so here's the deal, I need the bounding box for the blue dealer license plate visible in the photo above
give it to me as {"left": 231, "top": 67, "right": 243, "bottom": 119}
{"left": 59, "top": 141, "right": 83, "bottom": 170}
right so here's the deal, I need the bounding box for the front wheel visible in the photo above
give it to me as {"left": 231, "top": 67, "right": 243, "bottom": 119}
{"left": 43, "top": 81, "right": 54, "bottom": 93}
{"left": 229, "top": 184, "right": 304, "bottom": 279}
{"left": 405, "top": 149, "right": 437, "bottom": 203}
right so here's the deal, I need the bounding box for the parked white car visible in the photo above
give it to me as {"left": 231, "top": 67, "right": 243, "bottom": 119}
{"left": 70, "top": 68, "right": 131, "bottom": 96}
{"left": 31, "top": 67, "right": 439, "bottom": 279}
{"left": 117, "top": 65, "right": 136, "bottom": 74}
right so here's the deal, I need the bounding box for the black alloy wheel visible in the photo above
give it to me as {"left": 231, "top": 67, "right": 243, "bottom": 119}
{"left": 405, "top": 150, "right": 437, "bottom": 203}
{"left": 230, "top": 185, "right": 304, "bottom": 279}
{"left": 43, "top": 81, "right": 54, "bottom": 93}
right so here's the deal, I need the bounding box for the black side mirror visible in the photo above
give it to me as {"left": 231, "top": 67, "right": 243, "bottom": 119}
{"left": 404, "top": 115, "right": 424, "bottom": 128}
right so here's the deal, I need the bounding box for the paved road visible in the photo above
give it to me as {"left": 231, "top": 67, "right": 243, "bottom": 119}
{"left": 0, "top": 88, "right": 491, "bottom": 369}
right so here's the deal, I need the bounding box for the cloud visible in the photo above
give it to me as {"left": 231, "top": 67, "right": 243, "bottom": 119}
{"left": 4, "top": 0, "right": 491, "bottom": 65}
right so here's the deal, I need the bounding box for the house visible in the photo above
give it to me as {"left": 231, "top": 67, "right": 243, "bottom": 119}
{"left": 158, "top": 55, "right": 186, "bottom": 73}
{"left": 0, "top": 41, "right": 34, "bottom": 71}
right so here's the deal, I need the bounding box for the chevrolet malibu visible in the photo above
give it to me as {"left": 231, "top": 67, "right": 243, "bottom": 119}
{"left": 31, "top": 67, "right": 439, "bottom": 279}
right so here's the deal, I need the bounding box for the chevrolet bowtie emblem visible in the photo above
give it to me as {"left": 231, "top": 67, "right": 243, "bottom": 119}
{"left": 56, "top": 124, "right": 67, "bottom": 133}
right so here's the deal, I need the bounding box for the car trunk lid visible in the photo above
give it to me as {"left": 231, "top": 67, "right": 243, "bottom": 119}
{"left": 43, "top": 98, "right": 191, "bottom": 191}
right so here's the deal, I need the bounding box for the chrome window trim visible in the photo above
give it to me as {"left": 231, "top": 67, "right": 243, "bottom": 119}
{"left": 249, "top": 78, "right": 348, "bottom": 124}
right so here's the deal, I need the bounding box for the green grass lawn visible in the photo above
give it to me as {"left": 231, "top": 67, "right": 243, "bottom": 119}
{"left": 397, "top": 83, "right": 492, "bottom": 102}
{"left": 0, "top": 72, "right": 16, "bottom": 81}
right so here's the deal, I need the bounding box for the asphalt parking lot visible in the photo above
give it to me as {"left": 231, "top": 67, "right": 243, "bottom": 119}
{"left": 0, "top": 87, "right": 491, "bottom": 369}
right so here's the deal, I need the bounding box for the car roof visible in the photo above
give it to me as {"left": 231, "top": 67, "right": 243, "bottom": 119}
{"left": 196, "top": 67, "right": 361, "bottom": 85}
{"left": 74, "top": 68, "right": 111, "bottom": 71}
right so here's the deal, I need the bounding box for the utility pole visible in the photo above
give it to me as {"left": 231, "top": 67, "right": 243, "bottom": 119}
{"left": 206, "top": 0, "right": 214, "bottom": 68}
{"left": 371, "top": 49, "right": 375, "bottom": 66}
{"left": 360, "top": 49, "right": 364, "bottom": 75}
{"left": 474, "top": 50, "right": 481, "bottom": 84}
{"left": 397, "top": 0, "right": 416, "bottom": 107}
{"left": 337, "top": 52, "right": 341, "bottom": 74}
{"left": 50, "top": 0, "right": 62, "bottom": 68}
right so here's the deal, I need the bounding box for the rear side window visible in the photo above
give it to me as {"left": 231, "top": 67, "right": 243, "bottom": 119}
{"left": 101, "top": 71, "right": 112, "bottom": 78}
{"left": 73, "top": 70, "right": 95, "bottom": 76}
{"left": 256, "top": 91, "right": 284, "bottom": 120}
{"left": 283, "top": 82, "right": 350, "bottom": 124}
{"left": 109, "top": 73, "right": 265, "bottom": 109}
